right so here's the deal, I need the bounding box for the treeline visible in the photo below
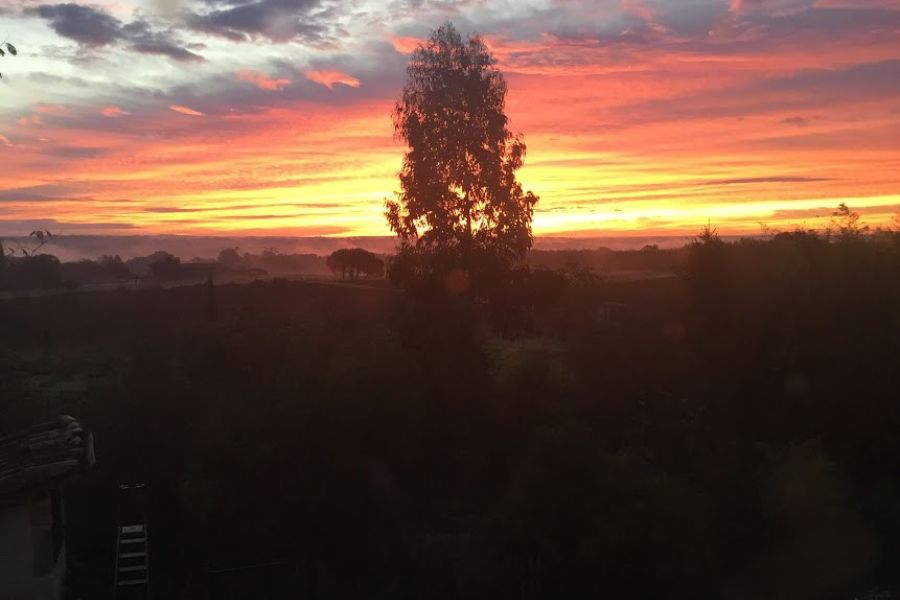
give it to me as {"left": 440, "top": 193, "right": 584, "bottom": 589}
{"left": 0, "top": 246, "right": 338, "bottom": 291}
{"left": 217, "top": 247, "right": 329, "bottom": 276}
{"left": 0, "top": 243, "right": 392, "bottom": 291}
{"left": 0, "top": 250, "right": 226, "bottom": 290}
{"left": 0, "top": 242, "right": 682, "bottom": 291}
{"left": 7, "top": 224, "right": 893, "bottom": 293}
{"left": 221, "top": 246, "right": 387, "bottom": 280}
{"left": 527, "top": 244, "right": 685, "bottom": 276}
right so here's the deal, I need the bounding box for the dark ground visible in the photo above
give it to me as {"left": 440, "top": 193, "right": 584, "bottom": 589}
{"left": 1, "top": 234, "right": 898, "bottom": 599}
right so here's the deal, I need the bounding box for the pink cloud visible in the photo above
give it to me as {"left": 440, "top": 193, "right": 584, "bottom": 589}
{"left": 815, "top": 0, "right": 900, "bottom": 6}
{"left": 236, "top": 70, "right": 291, "bottom": 91}
{"left": 389, "top": 35, "right": 422, "bottom": 55}
{"left": 621, "top": 0, "right": 658, "bottom": 22}
{"left": 18, "top": 116, "right": 45, "bottom": 126}
{"left": 304, "top": 70, "right": 361, "bottom": 90}
{"left": 102, "top": 106, "right": 130, "bottom": 118}
{"left": 0, "top": 134, "right": 12, "bottom": 147}
{"left": 730, "top": 0, "right": 814, "bottom": 14}
{"left": 34, "top": 103, "right": 70, "bottom": 116}
{"left": 169, "top": 104, "right": 204, "bottom": 117}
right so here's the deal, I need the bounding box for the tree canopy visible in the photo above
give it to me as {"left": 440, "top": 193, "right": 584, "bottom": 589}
{"left": 217, "top": 247, "right": 243, "bottom": 268}
{"left": 326, "top": 248, "right": 384, "bottom": 280}
{"left": 386, "top": 23, "right": 538, "bottom": 281}
{"left": 148, "top": 252, "right": 182, "bottom": 280}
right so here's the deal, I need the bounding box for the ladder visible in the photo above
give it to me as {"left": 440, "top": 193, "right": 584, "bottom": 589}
{"left": 113, "top": 483, "right": 150, "bottom": 599}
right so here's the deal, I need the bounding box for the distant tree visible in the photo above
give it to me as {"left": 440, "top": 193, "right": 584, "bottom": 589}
{"left": 694, "top": 222, "right": 721, "bottom": 247}
{"left": 0, "top": 40, "right": 17, "bottom": 80}
{"left": 217, "top": 247, "right": 242, "bottom": 269}
{"left": 148, "top": 253, "right": 182, "bottom": 280}
{"left": 357, "top": 250, "right": 385, "bottom": 279}
{"left": 6, "top": 254, "right": 62, "bottom": 289}
{"left": 59, "top": 255, "right": 130, "bottom": 284}
{"left": 326, "top": 249, "right": 349, "bottom": 279}
{"left": 327, "top": 248, "right": 384, "bottom": 281}
{"left": 99, "top": 254, "right": 130, "bottom": 279}
{"left": 126, "top": 250, "right": 179, "bottom": 277}
{"left": 386, "top": 22, "right": 538, "bottom": 288}
{"left": 61, "top": 259, "right": 106, "bottom": 284}
{"left": 248, "top": 249, "right": 325, "bottom": 276}
{"left": 828, "top": 203, "right": 868, "bottom": 239}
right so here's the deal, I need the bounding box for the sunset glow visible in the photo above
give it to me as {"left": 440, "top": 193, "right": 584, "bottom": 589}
{"left": 1, "top": 0, "right": 898, "bottom": 237}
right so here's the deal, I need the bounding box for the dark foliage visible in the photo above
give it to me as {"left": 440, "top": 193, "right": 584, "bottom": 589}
{"left": 218, "top": 248, "right": 327, "bottom": 277}
{"left": 126, "top": 250, "right": 182, "bottom": 278}
{"left": 326, "top": 248, "right": 385, "bottom": 281}
{"left": 217, "top": 247, "right": 242, "bottom": 269}
{"left": 2, "top": 254, "right": 62, "bottom": 289}
{"left": 60, "top": 255, "right": 130, "bottom": 285}
{"left": 148, "top": 252, "right": 183, "bottom": 280}
{"left": 1, "top": 226, "right": 899, "bottom": 599}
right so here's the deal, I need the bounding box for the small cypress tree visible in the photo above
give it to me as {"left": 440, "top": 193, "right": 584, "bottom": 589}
{"left": 0, "top": 239, "right": 6, "bottom": 289}
{"left": 206, "top": 272, "right": 218, "bottom": 322}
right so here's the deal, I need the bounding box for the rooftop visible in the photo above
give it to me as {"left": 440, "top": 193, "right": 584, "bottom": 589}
{"left": 0, "top": 415, "right": 95, "bottom": 502}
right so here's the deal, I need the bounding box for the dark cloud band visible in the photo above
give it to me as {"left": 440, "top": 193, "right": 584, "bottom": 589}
{"left": 28, "top": 2, "right": 204, "bottom": 62}
{"left": 186, "top": 0, "right": 328, "bottom": 43}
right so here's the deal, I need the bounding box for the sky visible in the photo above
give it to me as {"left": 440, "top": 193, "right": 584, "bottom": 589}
{"left": 0, "top": 0, "right": 898, "bottom": 238}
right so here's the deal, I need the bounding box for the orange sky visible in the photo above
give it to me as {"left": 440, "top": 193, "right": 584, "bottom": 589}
{"left": 1, "top": 0, "right": 899, "bottom": 238}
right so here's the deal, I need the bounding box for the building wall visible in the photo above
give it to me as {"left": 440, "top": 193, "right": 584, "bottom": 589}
{"left": 0, "top": 496, "right": 66, "bottom": 600}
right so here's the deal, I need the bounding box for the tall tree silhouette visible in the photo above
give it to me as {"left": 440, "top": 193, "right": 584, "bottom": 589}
{"left": 386, "top": 23, "right": 538, "bottom": 282}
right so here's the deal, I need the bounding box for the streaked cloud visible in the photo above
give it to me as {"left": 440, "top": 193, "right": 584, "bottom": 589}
{"left": 305, "top": 70, "right": 361, "bottom": 90}
{"left": 236, "top": 70, "right": 291, "bottom": 91}
{"left": 101, "top": 106, "right": 130, "bottom": 118}
{"left": 389, "top": 35, "right": 422, "bottom": 54}
{"left": 730, "top": 0, "right": 815, "bottom": 15}
{"left": 169, "top": 104, "right": 204, "bottom": 116}
{"left": 34, "top": 103, "right": 70, "bottom": 116}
